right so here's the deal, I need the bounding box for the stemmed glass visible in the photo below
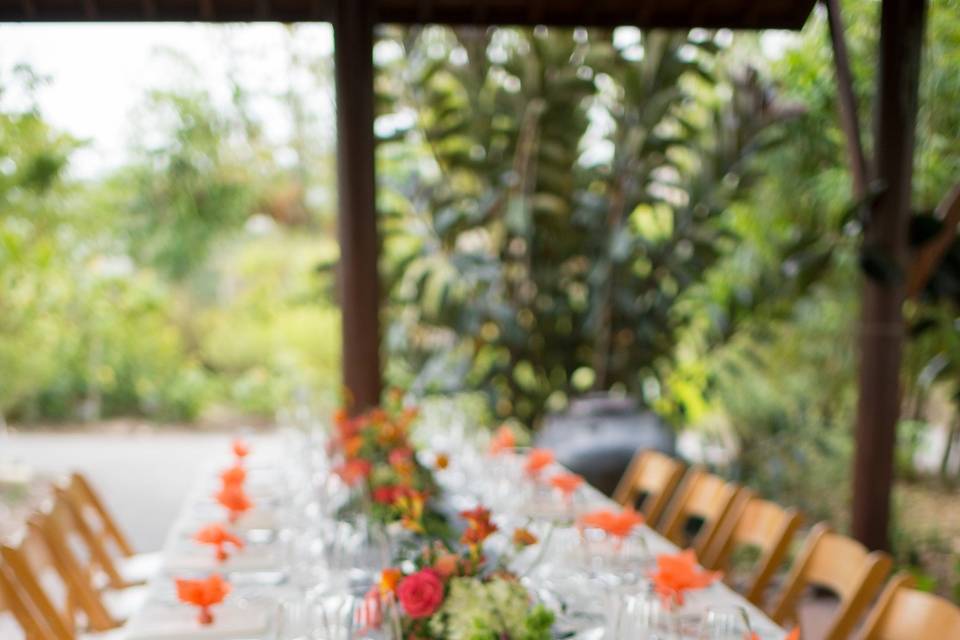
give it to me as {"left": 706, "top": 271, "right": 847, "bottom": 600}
{"left": 697, "top": 606, "right": 753, "bottom": 640}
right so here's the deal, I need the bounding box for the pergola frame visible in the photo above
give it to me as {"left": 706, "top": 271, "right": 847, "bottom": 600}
{"left": 0, "top": 0, "right": 928, "bottom": 551}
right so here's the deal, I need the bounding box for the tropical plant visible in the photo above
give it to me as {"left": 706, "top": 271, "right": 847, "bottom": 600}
{"left": 377, "top": 26, "right": 797, "bottom": 425}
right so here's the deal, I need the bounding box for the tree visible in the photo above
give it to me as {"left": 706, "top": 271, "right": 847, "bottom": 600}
{"left": 377, "top": 27, "right": 795, "bottom": 425}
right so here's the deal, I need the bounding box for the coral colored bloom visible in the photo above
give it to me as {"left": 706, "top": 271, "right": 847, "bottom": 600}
{"left": 550, "top": 472, "right": 584, "bottom": 497}
{"left": 648, "top": 549, "right": 721, "bottom": 606}
{"left": 577, "top": 508, "right": 644, "bottom": 538}
{"left": 396, "top": 569, "right": 444, "bottom": 619}
{"left": 220, "top": 464, "right": 246, "bottom": 487}
{"left": 489, "top": 425, "right": 516, "bottom": 455}
{"left": 175, "top": 574, "right": 230, "bottom": 625}
{"left": 433, "top": 553, "right": 459, "bottom": 577}
{"left": 513, "top": 528, "right": 538, "bottom": 547}
{"left": 460, "top": 506, "right": 498, "bottom": 547}
{"left": 524, "top": 449, "right": 555, "bottom": 476}
{"left": 357, "top": 585, "right": 383, "bottom": 631}
{"left": 215, "top": 485, "right": 253, "bottom": 523}
{"left": 785, "top": 629, "right": 800, "bottom": 640}
{"left": 380, "top": 567, "right": 403, "bottom": 594}
{"left": 335, "top": 459, "right": 372, "bottom": 486}
{"left": 193, "top": 523, "right": 244, "bottom": 562}
{"left": 232, "top": 439, "right": 250, "bottom": 459}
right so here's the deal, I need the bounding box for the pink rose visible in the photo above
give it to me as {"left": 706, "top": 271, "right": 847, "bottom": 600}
{"left": 396, "top": 569, "right": 444, "bottom": 619}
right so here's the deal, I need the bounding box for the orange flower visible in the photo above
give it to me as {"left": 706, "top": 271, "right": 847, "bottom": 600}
{"left": 786, "top": 629, "right": 800, "bottom": 640}
{"left": 335, "top": 459, "right": 372, "bottom": 486}
{"left": 648, "top": 549, "right": 721, "bottom": 606}
{"left": 489, "top": 425, "right": 516, "bottom": 455}
{"left": 344, "top": 435, "right": 364, "bottom": 458}
{"left": 175, "top": 574, "right": 230, "bottom": 625}
{"left": 193, "top": 523, "right": 244, "bottom": 562}
{"left": 396, "top": 491, "right": 426, "bottom": 534}
{"left": 433, "top": 553, "right": 459, "bottom": 577}
{"left": 460, "top": 506, "right": 498, "bottom": 548}
{"left": 232, "top": 438, "right": 250, "bottom": 459}
{"left": 577, "top": 508, "right": 644, "bottom": 538}
{"left": 380, "top": 567, "right": 403, "bottom": 594}
{"left": 215, "top": 484, "right": 253, "bottom": 523}
{"left": 524, "top": 448, "right": 555, "bottom": 476}
{"left": 220, "top": 464, "right": 246, "bottom": 487}
{"left": 512, "top": 527, "right": 538, "bottom": 547}
{"left": 434, "top": 453, "right": 449, "bottom": 470}
{"left": 550, "top": 472, "right": 584, "bottom": 497}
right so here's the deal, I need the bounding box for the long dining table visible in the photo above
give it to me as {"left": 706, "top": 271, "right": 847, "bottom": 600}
{"left": 121, "top": 429, "right": 788, "bottom": 640}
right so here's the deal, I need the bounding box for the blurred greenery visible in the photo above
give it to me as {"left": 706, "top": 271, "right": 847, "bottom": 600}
{"left": 1, "top": 0, "right": 960, "bottom": 596}
{"left": 0, "top": 29, "right": 340, "bottom": 424}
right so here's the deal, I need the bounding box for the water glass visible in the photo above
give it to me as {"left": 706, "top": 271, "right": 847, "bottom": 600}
{"left": 608, "top": 587, "right": 678, "bottom": 639}
{"left": 697, "top": 606, "right": 753, "bottom": 640}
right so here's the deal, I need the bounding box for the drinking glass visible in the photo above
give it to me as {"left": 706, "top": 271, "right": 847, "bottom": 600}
{"left": 608, "top": 587, "right": 678, "bottom": 640}
{"left": 309, "top": 592, "right": 357, "bottom": 640}
{"left": 697, "top": 606, "right": 753, "bottom": 640}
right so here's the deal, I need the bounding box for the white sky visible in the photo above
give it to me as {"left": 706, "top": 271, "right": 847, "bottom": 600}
{"left": 0, "top": 23, "right": 793, "bottom": 179}
{"left": 0, "top": 23, "right": 334, "bottom": 178}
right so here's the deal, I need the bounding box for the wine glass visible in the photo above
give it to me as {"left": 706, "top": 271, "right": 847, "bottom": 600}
{"left": 697, "top": 606, "right": 753, "bottom": 640}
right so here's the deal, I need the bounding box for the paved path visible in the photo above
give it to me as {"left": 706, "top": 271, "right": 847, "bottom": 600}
{"left": 0, "top": 430, "right": 278, "bottom": 551}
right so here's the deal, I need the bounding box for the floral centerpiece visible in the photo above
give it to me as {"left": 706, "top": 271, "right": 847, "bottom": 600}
{"left": 330, "top": 393, "right": 450, "bottom": 539}
{"left": 361, "top": 506, "right": 555, "bottom": 640}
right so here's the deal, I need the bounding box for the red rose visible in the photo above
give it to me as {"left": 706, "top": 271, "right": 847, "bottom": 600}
{"left": 372, "top": 485, "right": 398, "bottom": 504}
{"left": 396, "top": 569, "right": 444, "bottom": 619}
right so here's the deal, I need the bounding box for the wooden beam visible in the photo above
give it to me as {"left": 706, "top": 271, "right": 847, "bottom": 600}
{"left": 907, "top": 183, "right": 960, "bottom": 297}
{"left": 333, "top": 0, "right": 382, "bottom": 412}
{"left": 851, "top": 0, "right": 926, "bottom": 552}
{"left": 824, "top": 0, "right": 869, "bottom": 200}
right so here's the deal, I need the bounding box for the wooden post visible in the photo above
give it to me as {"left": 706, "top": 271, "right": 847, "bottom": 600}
{"left": 333, "top": 0, "right": 382, "bottom": 412}
{"left": 851, "top": 0, "right": 926, "bottom": 551}
{"left": 825, "top": 0, "right": 869, "bottom": 200}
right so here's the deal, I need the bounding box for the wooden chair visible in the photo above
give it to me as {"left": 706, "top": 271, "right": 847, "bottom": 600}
{"left": 30, "top": 498, "right": 123, "bottom": 632}
{"left": 1, "top": 520, "right": 114, "bottom": 639}
{"left": 612, "top": 450, "right": 686, "bottom": 525}
{"left": 769, "top": 523, "right": 892, "bottom": 640}
{"left": 63, "top": 473, "right": 161, "bottom": 589}
{"left": 658, "top": 467, "right": 741, "bottom": 556}
{"left": 0, "top": 561, "right": 59, "bottom": 640}
{"left": 700, "top": 489, "right": 803, "bottom": 606}
{"left": 60, "top": 472, "right": 158, "bottom": 589}
{"left": 860, "top": 573, "right": 960, "bottom": 639}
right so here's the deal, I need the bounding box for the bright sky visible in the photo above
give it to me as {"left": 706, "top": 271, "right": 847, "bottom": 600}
{"left": 0, "top": 23, "right": 793, "bottom": 180}
{"left": 0, "top": 23, "right": 334, "bottom": 178}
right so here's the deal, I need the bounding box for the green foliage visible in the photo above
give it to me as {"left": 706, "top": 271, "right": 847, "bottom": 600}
{"left": 0, "top": 31, "right": 340, "bottom": 425}
{"left": 377, "top": 27, "right": 795, "bottom": 425}
{"left": 125, "top": 89, "right": 257, "bottom": 281}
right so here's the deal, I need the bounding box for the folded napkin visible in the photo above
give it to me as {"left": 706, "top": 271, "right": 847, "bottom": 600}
{"left": 649, "top": 549, "right": 721, "bottom": 606}
{"left": 124, "top": 603, "right": 269, "bottom": 640}
{"left": 577, "top": 508, "right": 645, "bottom": 538}
{"left": 163, "top": 545, "right": 278, "bottom": 573}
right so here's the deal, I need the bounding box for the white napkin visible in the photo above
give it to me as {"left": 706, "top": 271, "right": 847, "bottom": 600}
{"left": 163, "top": 546, "right": 278, "bottom": 573}
{"left": 123, "top": 603, "right": 270, "bottom": 639}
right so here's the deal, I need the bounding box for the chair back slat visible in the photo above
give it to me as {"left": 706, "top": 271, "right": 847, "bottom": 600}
{"left": 701, "top": 489, "right": 803, "bottom": 606}
{"left": 1, "top": 536, "right": 76, "bottom": 639}
{"left": 31, "top": 499, "right": 121, "bottom": 633}
{"left": 613, "top": 450, "right": 686, "bottom": 526}
{"left": 70, "top": 473, "right": 135, "bottom": 557}
{"left": 659, "top": 467, "right": 741, "bottom": 556}
{"left": 0, "top": 561, "right": 59, "bottom": 640}
{"left": 770, "top": 523, "right": 891, "bottom": 640}
{"left": 861, "top": 574, "right": 960, "bottom": 639}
